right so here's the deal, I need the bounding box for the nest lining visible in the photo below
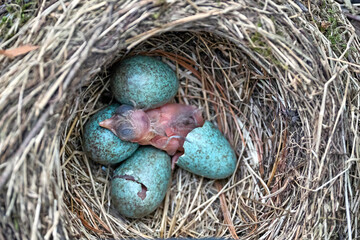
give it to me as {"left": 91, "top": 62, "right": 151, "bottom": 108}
{"left": 63, "top": 32, "right": 264, "bottom": 238}
{"left": 0, "top": 0, "right": 359, "bottom": 239}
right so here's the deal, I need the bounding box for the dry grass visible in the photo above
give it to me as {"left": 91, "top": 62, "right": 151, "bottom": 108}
{"left": 0, "top": 0, "right": 359, "bottom": 239}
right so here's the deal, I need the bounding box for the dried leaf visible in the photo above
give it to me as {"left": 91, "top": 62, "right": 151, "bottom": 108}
{"left": 78, "top": 211, "right": 104, "bottom": 234}
{"left": 87, "top": 206, "right": 111, "bottom": 233}
{"left": 0, "top": 45, "right": 39, "bottom": 58}
{"left": 215, "top": 181, "right": 239, "bottom": 239}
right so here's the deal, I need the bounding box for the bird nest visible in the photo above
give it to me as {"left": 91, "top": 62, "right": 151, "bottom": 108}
{"left": 1, "top": 0, "right": 359, "bottom": 239}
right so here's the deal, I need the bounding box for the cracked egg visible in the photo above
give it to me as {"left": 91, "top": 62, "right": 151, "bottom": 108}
{"left": 176, "top": 121, "right": 237, "bottom": 179}
{"left": 111, "top": 146, "right": 171, "bottom": 218}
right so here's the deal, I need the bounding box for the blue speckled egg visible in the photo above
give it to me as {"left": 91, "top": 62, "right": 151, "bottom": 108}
{"left": 111, "top": 146, "right": 171, "bottom": 218}
{"left": 176, "top": 121, "right": 237, "bottom": 179}
{"left": 111, "top": 55, "right": 179, "bottom": 109}
{"left": 83, "top": 104, "right": 139, "bottom": 165}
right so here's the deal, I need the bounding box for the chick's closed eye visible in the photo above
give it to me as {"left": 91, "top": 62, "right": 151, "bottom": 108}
{"left": 121, "top": 128, "right": 133, "bottom": 137}
{"left": 116, "top": 123, "right": 135, "bottom": 141}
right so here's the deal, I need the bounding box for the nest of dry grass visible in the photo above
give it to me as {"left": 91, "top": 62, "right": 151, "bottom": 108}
{"left": 1, "top": 0, "right": 359, "bottom": 239}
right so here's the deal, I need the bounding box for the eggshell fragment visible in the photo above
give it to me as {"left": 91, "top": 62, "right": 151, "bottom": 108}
{"left": 176, "top": 121, "right": 237, "bottom": 179}
{"left": 111, "top": 55, "right": 179, "bottom": 109}
{"left": 83, "top": 104, "right": 139, "bottom": 165}
{"left": 111, "top": 146, "right": 171, "bottom": 218}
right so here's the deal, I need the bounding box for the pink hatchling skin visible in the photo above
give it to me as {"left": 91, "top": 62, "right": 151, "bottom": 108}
{"left": 99, "top": 103, "right": 204, "bottom": 168}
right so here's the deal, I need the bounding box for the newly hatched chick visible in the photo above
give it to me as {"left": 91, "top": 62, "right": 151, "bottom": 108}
{"left": 99, "top": 103, "right": 204, "bottom": 168}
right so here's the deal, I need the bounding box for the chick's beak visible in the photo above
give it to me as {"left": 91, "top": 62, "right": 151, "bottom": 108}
{"left": 99, "top": 117, "right": 118, "bottom": 135}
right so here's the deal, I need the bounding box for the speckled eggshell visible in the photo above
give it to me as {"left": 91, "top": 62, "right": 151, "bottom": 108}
{"left": 111, "top": 146, "right": 171, "bottom": 218}
{"left": 177, "top": 121, "right": 237, "bottom": 179}
{"left": 83, "top": 104, "right": 139, "bottom": 165}
{"left": 111, "top": 55, "right": 179, "bottom": 109}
